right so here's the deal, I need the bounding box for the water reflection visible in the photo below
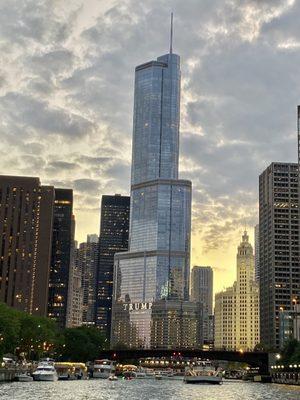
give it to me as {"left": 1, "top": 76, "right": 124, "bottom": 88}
{"left": 0, "top": 379, "right": 300, "bottom": 400}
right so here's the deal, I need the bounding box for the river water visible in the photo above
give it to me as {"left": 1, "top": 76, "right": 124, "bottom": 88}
{"left": 1, "top": 379, "right": 300, "bottom": 400}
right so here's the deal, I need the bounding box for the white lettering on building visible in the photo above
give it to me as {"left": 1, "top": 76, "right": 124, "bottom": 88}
{"left": 123, "top": 302, "right": 153, "bottom": 312}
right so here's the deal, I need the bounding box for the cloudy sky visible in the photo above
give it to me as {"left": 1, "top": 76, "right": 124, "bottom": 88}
{"left": 0, "top": 0, "right": 299, "bottom": 293}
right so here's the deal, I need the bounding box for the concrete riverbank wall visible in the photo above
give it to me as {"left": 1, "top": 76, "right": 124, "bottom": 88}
{"left": 0, "top": 368, "right": 16, "bottom": 382}
{"left": 271, "top": 371, "right": 300, "bottom": 385}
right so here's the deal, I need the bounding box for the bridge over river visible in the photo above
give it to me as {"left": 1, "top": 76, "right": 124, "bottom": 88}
{"left": 98, "top": 349, "right": 274, "bottom": 375}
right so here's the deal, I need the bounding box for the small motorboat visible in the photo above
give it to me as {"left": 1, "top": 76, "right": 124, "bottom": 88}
{"left": 16, "top": 373, "right": 33, "bottom": 382}
{"left": 108, "top": 374, "right": 118, "bottom": 381}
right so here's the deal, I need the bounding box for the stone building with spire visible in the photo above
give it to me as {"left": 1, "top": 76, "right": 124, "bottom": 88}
{"left": 214, "top": 232, "right": 260, "bottom": 351}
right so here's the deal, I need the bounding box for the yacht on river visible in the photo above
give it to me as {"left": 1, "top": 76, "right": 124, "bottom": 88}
{"left": 32, "top": 361, "right": 58, "bottom": 382}
{"left": 93, "top": 359, "right": 116, "bottom": 379}
{"left": 184, "top": 361, "right": 222, "bottom": 384}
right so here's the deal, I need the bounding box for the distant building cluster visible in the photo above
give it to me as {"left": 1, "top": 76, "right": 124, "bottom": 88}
{"left": 1, "top": 33, "right": 300, "bottom": 353}
{"left": 0, "top": 176, "right": 130, "bottom": 334}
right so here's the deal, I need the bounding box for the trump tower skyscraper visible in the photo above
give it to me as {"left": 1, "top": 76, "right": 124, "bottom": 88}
{"left": 111, "top": 26, "right": 192, "bottom": 349}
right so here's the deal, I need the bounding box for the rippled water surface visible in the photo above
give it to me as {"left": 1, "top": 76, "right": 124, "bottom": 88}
{"left": 1, "top": 379, "right": 300, "bottom": 400}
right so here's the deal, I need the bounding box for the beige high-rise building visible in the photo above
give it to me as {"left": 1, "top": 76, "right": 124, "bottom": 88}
{"left": 66, "top": 216, "right": 83, "bottom": 328}
{"left": 215, "top": 232, "right": 260, "bottom": 351}
{"left": 77, "top": 235, "right": 98, "bottom": 326}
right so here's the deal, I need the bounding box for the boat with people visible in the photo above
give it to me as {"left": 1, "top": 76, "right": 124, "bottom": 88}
{"left": 184, "top": 361, "right": 222, "bottom": 384}
{"left": 154, "top": 370, "right": 183, "bottom": 381}
{"left": 93, "top": 359, "right": 116, "bottom": 379}
{"left": 32, "top": 359, "right": 58, "bottom": 382}
{"left": 55, "top": 362, "right": 88, "bottom": 380}
{"left": 121, "top": 366, "right": 183, "bottom": 380}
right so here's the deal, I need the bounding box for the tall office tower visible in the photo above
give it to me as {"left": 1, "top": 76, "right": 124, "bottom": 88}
{"left": 191, "top": 266, "right": 213, "bottom": 347}
{"left": 111, "top": 24, "right": 192, "bottom": 349}
{"left": 48, "top": 188, "right": 73, "bottom": 329}
{"left": 77, "top": 234, "right": 99, "bottom": 326}
{"left": 0, "top": 176, "right": 54, "bottom": 316}
{"left": 66, "top": 216, "right": 83, "bottom": 328}
{"left": 214, "top": 232, "right": 260, "bottom": 351}
{"left": 259, "top": 162, "right": 300, "bottom": 349}
{"left": 96, "top": 195, "right": 130, "bottom": 338}
{"left": 254, "top": 224, "right": 260, "bottom": 281}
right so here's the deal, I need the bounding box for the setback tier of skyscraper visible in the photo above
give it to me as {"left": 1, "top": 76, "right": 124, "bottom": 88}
{"left": 111, "top": 49, "right": 192, "bottom": 348}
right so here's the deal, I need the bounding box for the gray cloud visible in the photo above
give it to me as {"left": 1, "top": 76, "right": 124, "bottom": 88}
{"left": 0, "top": 92, "right": 95, "bottom": 138}
{"left": 0, "top": 0, "right": 298, "bottom": 264}
{"left": 73, "top": 178, "right": 100, "bottom": 194}
{"left": 48, "top": 161, "right": 79, "bottom": 170}
{"left": 0, "top": 0, "right": 71, "bottom": 46}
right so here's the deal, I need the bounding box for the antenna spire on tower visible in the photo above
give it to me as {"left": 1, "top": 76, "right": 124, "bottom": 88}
{"left": 170, "top": 12, "right": 173, "bottom": 54}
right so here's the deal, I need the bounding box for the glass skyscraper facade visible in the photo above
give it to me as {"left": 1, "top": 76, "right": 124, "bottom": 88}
{"left": 47, "top": 189, "right": 73, "bottom": 329}
{"left": 111, "top": 51, "right": 192, "bottom": 349}
{"left": 96, "top": 194, "right": 130, "bottom": 340}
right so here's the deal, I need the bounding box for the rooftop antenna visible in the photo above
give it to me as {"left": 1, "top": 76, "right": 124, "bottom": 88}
{"left": 170, "top": 12, "right": 173, "bottom": 54}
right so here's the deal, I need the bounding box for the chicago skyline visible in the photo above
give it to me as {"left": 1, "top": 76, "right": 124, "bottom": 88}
{"left": 0, "top": 3, "right": 300, "bottom": 358}
{"left": 2, "top": 3, "right": 300, "bottom": 295}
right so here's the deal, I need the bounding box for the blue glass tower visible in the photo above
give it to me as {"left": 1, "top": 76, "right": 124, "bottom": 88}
{"left": 111, "top": 30, "right": 192, "bottom": 348}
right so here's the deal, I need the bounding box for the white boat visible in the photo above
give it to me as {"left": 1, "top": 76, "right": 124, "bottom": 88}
{"left": 93, "top": 359, "right": 116, "bottom": 379}
{"left": 134, "top": 368, "right": 155, "bottom": 379}
{"left": 157, "top": 373, "right": 183, "bottom": 381}
{"left": 16, "top": 373, "right": 33, "bottom": 382}
{"left": 184, "top": 361, "right": 222, "bottom": 384}
{"left": 108, "top": 374, "right": 118, "bottom": 381}
{"left": 32, "top": 361, "right": 58, "bottom": 382}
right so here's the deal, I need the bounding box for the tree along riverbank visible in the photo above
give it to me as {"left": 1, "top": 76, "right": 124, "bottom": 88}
{"left": 0, "top": 302, "right": 106, "bottom": 362}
